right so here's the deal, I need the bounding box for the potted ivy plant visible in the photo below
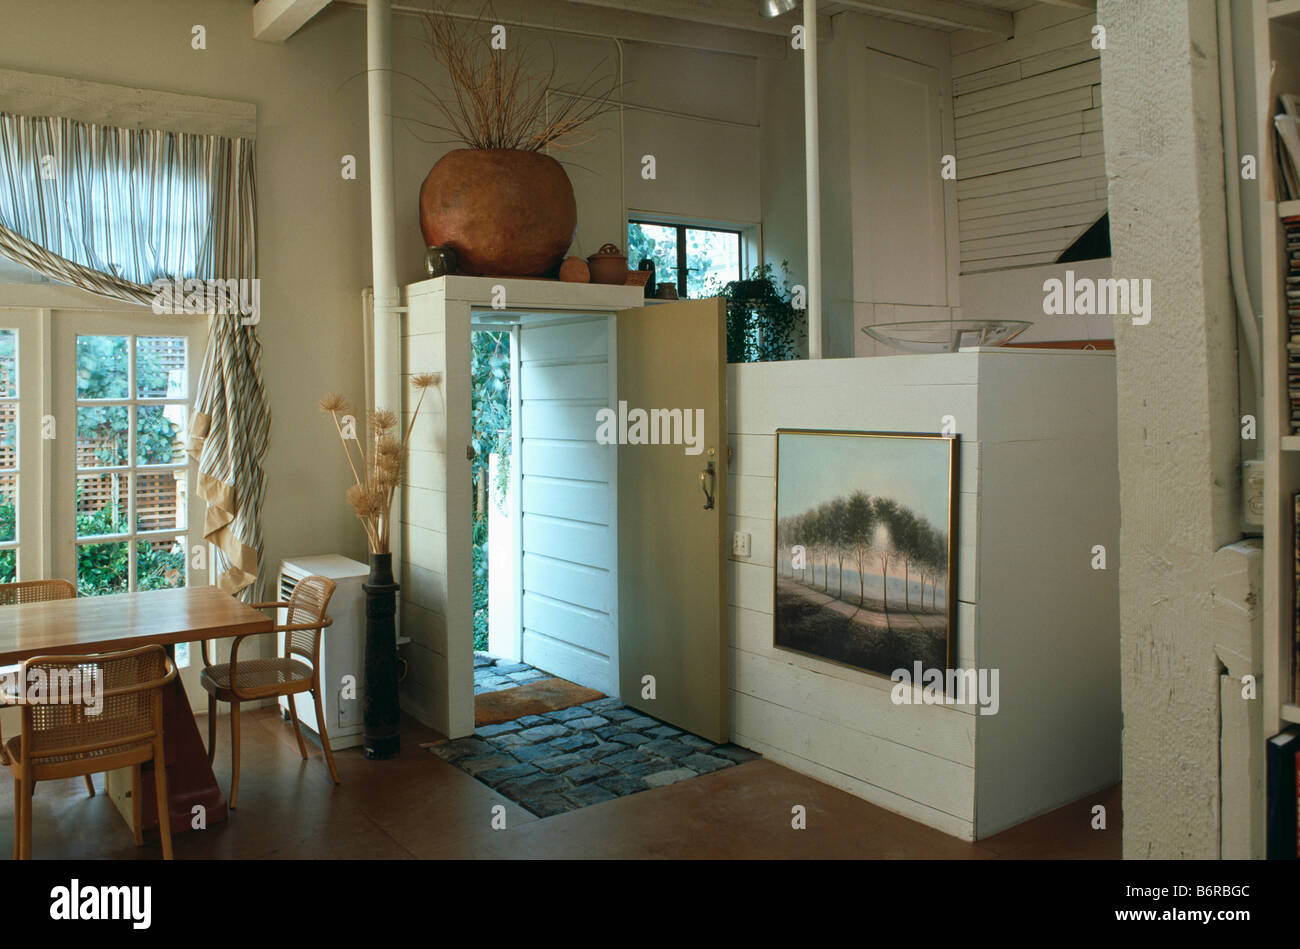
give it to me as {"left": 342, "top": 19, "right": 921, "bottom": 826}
{"left": 722, "top": 262, "right": 805, "bottom": 363}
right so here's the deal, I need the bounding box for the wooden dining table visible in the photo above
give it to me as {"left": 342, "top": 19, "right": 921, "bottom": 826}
{"left": 0, "top": 585, "right": 272, "bottom": 836}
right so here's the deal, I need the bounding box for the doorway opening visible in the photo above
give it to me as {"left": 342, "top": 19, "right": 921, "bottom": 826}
{"left": 469, "top": 312, "right": 620, "bottom": 728}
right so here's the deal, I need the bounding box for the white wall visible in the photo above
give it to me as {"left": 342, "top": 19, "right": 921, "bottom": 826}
{"left": 726, "top": 350, "right": 1120, "bottom": 840}
{"left": 728, "top": 355, "right": 980, "bottom": 838}
{"left": 958, "top": 258, "right": 1113, "bottom": 344}
{"left": 621, "top": 42, "right": 761, "bottom": 227}
{"left": 951, "top": 4, "right": 1106, "bottom": 273}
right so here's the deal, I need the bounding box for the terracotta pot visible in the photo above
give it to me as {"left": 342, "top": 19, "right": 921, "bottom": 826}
{"left": 587, "top": 243, "right": 629, "bottom": 285}
{"left": 419, "top": 149, "right": 576, "bottom": 277}
{"left": 559, "top": 257, "right": 590, "bottom": 282}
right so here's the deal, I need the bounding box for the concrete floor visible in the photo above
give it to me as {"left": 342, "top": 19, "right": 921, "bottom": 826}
{"left": 0, "top": 708, "right": 1121, "bottom": 859}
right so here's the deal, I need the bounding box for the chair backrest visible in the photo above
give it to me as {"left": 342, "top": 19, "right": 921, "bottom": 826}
{"left": 0, "top": 579, "right": 76, "bottom": 606}
{"left": 20, "top": 645, "right": 175, "bottom": 764}
{"left": 282, "top": 575, "right": 335, "bottom": 665}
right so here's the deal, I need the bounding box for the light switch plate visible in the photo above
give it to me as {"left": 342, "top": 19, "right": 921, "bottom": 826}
{"left": 732, "top": 530, "right": 752, "bottom": 558}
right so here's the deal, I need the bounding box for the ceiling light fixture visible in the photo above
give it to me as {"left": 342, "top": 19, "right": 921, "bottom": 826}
{"left": 760, "top": 0, "right": 799, "bottom": 17}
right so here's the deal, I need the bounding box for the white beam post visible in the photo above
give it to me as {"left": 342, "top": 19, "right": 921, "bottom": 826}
{"left": 804, "top": 0, "right": 822, "bottom": 359}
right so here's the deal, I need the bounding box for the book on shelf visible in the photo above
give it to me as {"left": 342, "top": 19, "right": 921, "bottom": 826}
{"left": 1296, "top": 495, "right": 1300, "bottom": 704}
{"left": 1266, "top": 727, "right": 1300, "bottom": 859}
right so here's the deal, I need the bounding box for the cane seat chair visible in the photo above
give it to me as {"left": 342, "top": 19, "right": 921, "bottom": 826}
{"left": 6, "top": 645, "right": 176, "bottom": 859}
{"left": 198, "top": 575, "right": 339, "bottom": 809}
{"left": 0, "top": 579, "right": 76, "bottom": 605}
{"left": 0, "top": 579, "right": 96, "bottom": 798}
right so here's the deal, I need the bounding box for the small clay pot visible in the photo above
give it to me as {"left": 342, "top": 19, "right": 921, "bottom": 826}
{"left": 587, "top": 243, "right": 629, "bottom": 285}
{"left": 559, "top": 257, "right": 590, "bottom": 282}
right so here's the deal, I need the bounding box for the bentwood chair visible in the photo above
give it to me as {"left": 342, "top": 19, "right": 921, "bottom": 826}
{"left": 6, "top": 645, "right": 176, "bottom": 859}
{"left": 198, "top": 575, "right": 339, "bottom": 809}
{"left": 0, "top": 579, "right": 96, "bottom": 798}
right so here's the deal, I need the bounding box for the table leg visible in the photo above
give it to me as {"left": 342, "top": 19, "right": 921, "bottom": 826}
{"left": 135, "top": 671, "right": 229, "bottom": 836}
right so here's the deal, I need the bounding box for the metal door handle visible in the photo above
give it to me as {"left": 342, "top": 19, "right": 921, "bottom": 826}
{"left": 700, "top": 461, "right": 715, "bottom": 510}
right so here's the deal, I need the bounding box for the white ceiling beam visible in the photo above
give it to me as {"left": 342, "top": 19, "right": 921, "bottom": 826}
{"left": 253, "top": 0, "right": 334, "bottom": 43}
{"left": 562, "top": 0, "right": 833, "bottom": 37}
{"left": 341, "top": 0, "right": 795, "bottom": 59}
{"left": 835, "top": 0, "right": 1013, "bottom": 35}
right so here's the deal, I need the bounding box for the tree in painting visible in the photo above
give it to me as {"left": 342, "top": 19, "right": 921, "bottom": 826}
{"left": 773, "top": 432, "right": 953, "bottom": 678}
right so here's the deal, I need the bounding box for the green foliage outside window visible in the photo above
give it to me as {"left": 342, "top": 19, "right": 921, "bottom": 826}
{"left": 77, "top": 336, "right": 181, "bottom": 468}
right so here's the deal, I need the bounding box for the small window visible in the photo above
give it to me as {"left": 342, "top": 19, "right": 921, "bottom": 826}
{"left": 628, "top": 220, "right": 743, "bottom": 299}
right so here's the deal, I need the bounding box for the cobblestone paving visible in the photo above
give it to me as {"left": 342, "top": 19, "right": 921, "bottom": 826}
{"left": 473, "top": 653, "right": 552, "bottom": 694}
{"left": 431, "top": 693, "right": 761, "bottom": 817}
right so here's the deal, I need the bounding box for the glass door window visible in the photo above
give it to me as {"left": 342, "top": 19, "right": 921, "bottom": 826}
{"left": 0, "top": 328, "right": 18, "bottom": 581}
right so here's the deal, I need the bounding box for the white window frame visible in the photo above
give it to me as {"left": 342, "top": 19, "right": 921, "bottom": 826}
{"left": 0, "top": 309, "right": 47, "bottom": 581}
{"left": 627, "top": 211, "right": 761, "bottom": 295}
{"left": 50, "top": 310, "right": 209, "bottom": 595}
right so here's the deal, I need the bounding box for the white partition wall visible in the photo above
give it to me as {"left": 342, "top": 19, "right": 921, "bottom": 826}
{"left": 726, "top": 349, "right": 1120, "bottom": 840}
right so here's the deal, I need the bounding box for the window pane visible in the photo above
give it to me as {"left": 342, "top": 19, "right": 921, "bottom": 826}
{"left": 77, "top": 335, "right": 129, "bottom": 399}
{"left": 0, "top": 402, "right": 14, "bottom": 471}
{"left": 136, "top": 470, "right": 185, "bottom": 532}
{"left": 77, "top": 541, "right": 129, "bottom": 597}
{"left": 136, "top": 537, "right": 185, "bottom": 591}
{"left": 684, "top": 228, "right": 741, "bottom": 299}
{"left": 0, "top": 472, "right": 14, "bottom": 543}
{"left": 77, "top": 406, "right": 129, "bottom": 467}
{"left": 0, "top": 328, "right": 15, "bottom": 394}
{"left": 137, "top": 337, "right": 187, "bottom": 398}
{"left": 628, "top": 222, "right": 678, "bottom": 289}
{"left": 137, "top": 404, "right": 186, "bottom": 465}
{"left": 0, "top": 549, "right": 13, "bottom": 583}
{"left": 76, "top": 472, "right": 128, "bottom": 537}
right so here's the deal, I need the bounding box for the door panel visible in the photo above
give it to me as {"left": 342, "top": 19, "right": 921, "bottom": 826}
{"left": 617, "top": 298, "right": 728, "bottom": 743}
{"left": 517, "top": 317, "right": 616, "bottom": 695}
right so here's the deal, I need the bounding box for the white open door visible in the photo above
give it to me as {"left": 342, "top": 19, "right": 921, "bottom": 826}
{"left": 616, "top": 298, "right": 728, "bottom": 743}
{"left": 516, "top": 316, "right": 618, "bottom": 695}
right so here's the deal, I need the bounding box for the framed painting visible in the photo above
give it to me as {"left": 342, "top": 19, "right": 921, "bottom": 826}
{"left": 772, "top": 429, "right": 957, "bottom": 679}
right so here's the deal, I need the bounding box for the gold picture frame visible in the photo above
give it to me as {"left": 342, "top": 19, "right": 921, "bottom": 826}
{"left": 771, "top": 429, "right": 958, "bottom": 680}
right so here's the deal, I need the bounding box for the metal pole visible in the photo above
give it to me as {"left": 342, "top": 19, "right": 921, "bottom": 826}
{"left": 804, "top": 0, "right": 822, "bottom": 359}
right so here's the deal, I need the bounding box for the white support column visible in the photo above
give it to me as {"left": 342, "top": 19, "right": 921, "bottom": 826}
{"left": 804, "top": 0, "right": 822, "bottom": 359}
{"left": 367, "top": 0, "right": 402, "bottom": 563}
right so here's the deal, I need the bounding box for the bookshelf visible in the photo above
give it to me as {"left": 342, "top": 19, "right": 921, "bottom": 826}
{"left": 1259, "top": 2, "right": 1300, "bottom": 741}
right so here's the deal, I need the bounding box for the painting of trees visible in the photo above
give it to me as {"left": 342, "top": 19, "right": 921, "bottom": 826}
{"left": 847, "top": 491, "right": 874, "bottom": 606}
{"left": 773, "top": 430, "right": 954, "bottom": 678}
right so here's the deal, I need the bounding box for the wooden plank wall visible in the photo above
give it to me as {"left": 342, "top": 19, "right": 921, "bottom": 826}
{"left": 726, "top": 356, "right": 982, "bottom": 840}
{"left": 952, "top": 4, "right": 1105, "bottom": 274}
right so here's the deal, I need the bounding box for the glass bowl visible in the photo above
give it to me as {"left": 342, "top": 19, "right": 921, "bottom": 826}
{"left": 862, "top": 319, "right": 1032, "bottom": 353}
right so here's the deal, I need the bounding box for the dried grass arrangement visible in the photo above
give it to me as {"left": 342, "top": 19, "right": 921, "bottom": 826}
{"left": 404, "top": 5, "right": 621, "bottom": 152}
{"left": 320, "top": 373, "right": 441, "bottom": 555}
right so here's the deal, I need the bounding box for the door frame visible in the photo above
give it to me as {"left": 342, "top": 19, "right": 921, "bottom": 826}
{"left": 399, "top": 277, "right": 645, "bottom": 739}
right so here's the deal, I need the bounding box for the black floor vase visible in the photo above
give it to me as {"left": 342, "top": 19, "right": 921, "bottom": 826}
{"left": 363, "top": 552, "right": 401, "bottom": 759}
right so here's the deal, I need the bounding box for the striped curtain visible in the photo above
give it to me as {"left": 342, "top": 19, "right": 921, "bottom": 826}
{"left": 0, "top": 113, "right": 269, "bottom": 599}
